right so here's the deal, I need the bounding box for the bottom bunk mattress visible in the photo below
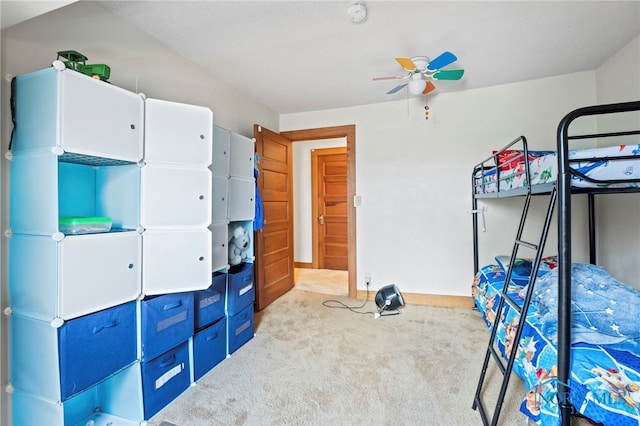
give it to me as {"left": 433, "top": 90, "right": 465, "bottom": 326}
{"left": 472, "top": 260, "right": 640, "bottom": 425}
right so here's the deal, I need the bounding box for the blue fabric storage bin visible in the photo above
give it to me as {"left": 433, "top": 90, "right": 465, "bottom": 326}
{"left": 227, "top": 304, "right": 254, "bottom": 355}
{"left": 194, "top": 273, "right": 226, "bottom": 330}
{"left": 141, "top": 292, "right": 194, "bottom": 361}
{"left": 226, "top": 262, "right": 254, "bottom": 315}
{"left": 141, "top": 340, "right": 190, "bottom": 420}
{"left": 193, "top": 317, "right": 227, "bottom": 381}
{"left": 59, "top": 301, "right": 137, "bottom": 401}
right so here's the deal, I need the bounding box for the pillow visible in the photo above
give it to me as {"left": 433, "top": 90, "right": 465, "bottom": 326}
{"left": 495, "top": 255, "right": 556, "bottom": 286}
{"left": 493, "top": 150, "right": 526, "bottom": 171}
{"left": 493, "top": 149, "right": 555, "bottom": 171}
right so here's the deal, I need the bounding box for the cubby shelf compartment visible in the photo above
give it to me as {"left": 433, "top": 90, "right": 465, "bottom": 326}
{"left": 10, "top": 363, "right": 143, "bottom": 426}
{"left": 10, "top": 150, "right": 141, "bottom": 237}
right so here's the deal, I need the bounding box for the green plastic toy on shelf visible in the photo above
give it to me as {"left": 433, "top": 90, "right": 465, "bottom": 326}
{"left": 56, "top": 50, "right": 111, "bottom": 81}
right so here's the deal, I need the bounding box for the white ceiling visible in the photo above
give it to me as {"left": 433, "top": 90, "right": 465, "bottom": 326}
{"left": 0, "top": 1, "right": 77, "bottom": 31}
{"left": 3, "top": 1, "right": 640, "bottom": 114}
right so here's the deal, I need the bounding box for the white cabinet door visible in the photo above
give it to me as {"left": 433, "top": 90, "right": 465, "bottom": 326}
{"left": 142, "top": 229, "right": 212, "bottom": 295}
{"left": 210, "top": 223, "right": 228, "bottom": 273}
{"left": 211, "top": 174, "right": 228, "bottom": 222}
{"left": 229, "top": 133, "right": 255, "bottom": 179}
{"left": 144, "top": 98, "right": 213, "bottom": 166}
{"left": 141, "top": 165, "right": 211, "bottom": 228}
{"left": 212, "top": 126, "right": 230, "bottom": 176}
{"left": 58, "top": 232, "right": 141, "bottom": 320}
{"left": 228, "top": 177, "right": 255, "bottom": 221}
{"left": 60, "top": 70, "right": 143, "bottom": 162}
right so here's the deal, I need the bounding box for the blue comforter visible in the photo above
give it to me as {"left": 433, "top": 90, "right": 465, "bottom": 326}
{"left": 472, "top": 262, "right": 640, "bottom": 425}
{"left": 530, "top": 263, "right": 640, "bottom": 356}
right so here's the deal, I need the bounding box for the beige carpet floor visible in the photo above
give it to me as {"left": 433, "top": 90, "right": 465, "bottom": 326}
{"left": 146, "top": 287, "right": 591, "bottom": 425}
{"left": 293, "top": 268, "right": 348, "bottom": 296}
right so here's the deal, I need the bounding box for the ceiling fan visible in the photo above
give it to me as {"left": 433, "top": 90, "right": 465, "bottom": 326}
{"left": 373, "top": 51, "right": 465, "bottom": 96}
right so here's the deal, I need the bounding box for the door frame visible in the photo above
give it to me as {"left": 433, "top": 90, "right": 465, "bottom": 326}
{"left": 280, "top": 125, "right": 356, "bottom": 298}
{"left": 311, "top": 146, "right": 348, "bottom": 269}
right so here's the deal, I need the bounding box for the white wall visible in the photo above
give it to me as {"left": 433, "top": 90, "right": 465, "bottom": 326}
{"left": 595, "top": 35, "right": 640, "bottom": 288}
{"left": 0, "top": 2, "right": 278, "bottom": 136}
{"left": 293, "top": 138, "right": 347, "bottom": 263}
{"left": 282, "top": 72, "right": 598, "bottom": 296}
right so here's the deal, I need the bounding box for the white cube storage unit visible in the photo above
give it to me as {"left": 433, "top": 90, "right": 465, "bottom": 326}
{"left": 228, "top": 177, "right": 256, "bottom": 221}
{"left": 10, "top": 152, "right": 141, "bottom": 236}
{"left": 212, "top": 125, "right": 230, "bottom": 176}
{"left": 227, "top": 132, "right": 255, "bottom": 222}
{"left": 141, "top": 164, "right": 212, "bottom": 229}
{"left": 211, "top": 125, "right": 231, "bottom": 275}
{"left": 142, "top": 229, "right": 212, "bottom": 295}
{"left": 8, "top": 64, "right": 259, "bottom": 424}
{"left": 9, "top": 301, "right": 137, "bottom": 402}
{"left": 142, "top": 97, "right": 213, "bottom": 296}
{"left": 212, "top": 126, "right": 256, "bottom": 269}
{"left": 210, "top": 223, "right": 229, "bottom": 274}
{"left": 11, "top": 66, "right": 143, "bottom": 162}
{"left": 229, "top": 132, "right": 255, "bottom": 179}
{"left": 9, "top": 232, "right": 141, "bottom": 321}
{"left": 8, "top": 64, "right": 145, "bottom": 425}
{"left": 211, "top": 174, "right": 229, "bottom": 223}
{"left": 143, "top": 98, "right": 212, "bottom": 167}
{"left": 11, "top": 363, "right": 143, "bottom": 426}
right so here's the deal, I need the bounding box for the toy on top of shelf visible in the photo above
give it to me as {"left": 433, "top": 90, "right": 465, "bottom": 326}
{"left": 56, "top": 50, "right": 111, "bottom": 81}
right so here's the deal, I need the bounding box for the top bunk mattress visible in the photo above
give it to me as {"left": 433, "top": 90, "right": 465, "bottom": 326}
{"left": 474, "top": 144, "right": 640, "bottom": 196}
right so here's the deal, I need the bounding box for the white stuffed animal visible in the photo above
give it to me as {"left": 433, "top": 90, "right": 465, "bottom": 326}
{"left": 228, "top": 225, "right": 250, "bottom": 266}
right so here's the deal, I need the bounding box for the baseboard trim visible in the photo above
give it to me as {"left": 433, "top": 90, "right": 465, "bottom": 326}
{"left": 356, "top": 290, "right": 474, "bottom": 308}
{"left": 294, "top": 262, "right": 313, "bottom": 269}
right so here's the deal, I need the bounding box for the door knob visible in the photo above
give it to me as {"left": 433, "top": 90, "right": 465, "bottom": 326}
{"left": 318, "top": 214, "right": 324, "bottom": 225}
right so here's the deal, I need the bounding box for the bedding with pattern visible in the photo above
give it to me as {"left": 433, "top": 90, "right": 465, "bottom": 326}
{"left": 475, "top": 144, "right": 640, "bottom": 194}
{"left": 472, "top": 260, "right": 640, "bottom": 425}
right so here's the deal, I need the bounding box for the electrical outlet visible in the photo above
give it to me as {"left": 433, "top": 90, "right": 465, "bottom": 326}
{"left": 364, "top": 272, "right": 371, "bottom": 286}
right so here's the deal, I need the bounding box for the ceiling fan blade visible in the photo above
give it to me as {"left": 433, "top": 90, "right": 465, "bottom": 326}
{"left": 423, "top": 80, "right": 436, "bottom": 94}
{"left": 427, "top": 51, "right": 457, "bottom": 71}
{"left": 372, "top": 75, "right": 406, "bottom": 81}
{"left": 395, "top": 57, "right": 416, "bottom": 71}
{"left": 433, "top": 69, "right": 465, "bottom": 80}
{"left": 387, "top": 83, "right": 408, "bottom": 94}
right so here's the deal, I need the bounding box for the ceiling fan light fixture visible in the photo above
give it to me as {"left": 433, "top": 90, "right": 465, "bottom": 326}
{"left": 347, "top": 2, "right": 367, "bottom": 24}
{"left": 408, "top": 74, "right": 427, "bottom": 95}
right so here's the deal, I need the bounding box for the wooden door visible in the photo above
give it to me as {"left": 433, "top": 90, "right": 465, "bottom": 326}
{"left": 312, "top": 148, "right": 348, "bottom": 270}
{"left": 253, "top": 125, "right": 294, "bottom": 311}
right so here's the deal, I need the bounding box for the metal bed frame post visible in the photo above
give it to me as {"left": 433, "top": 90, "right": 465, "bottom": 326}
{"left": 472, "top": 183, "right": 479, "bottom": 274}
{"left": 556, "top": 114, "right": 572, "bottom": 425}
{"left": 588, "top": 194, "right": 596, "bottom": 264}
{"left": 556, "top": 100, "right": 640, "bottom": 425}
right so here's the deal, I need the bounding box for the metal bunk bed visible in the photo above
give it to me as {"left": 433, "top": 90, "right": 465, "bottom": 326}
{"left": 470, "top": 100, "right": 640, "bottom": 426}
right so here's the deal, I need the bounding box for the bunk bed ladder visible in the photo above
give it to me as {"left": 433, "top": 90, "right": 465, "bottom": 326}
{"left": 472, "top": 187, "right": 558, "bottom": 425}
